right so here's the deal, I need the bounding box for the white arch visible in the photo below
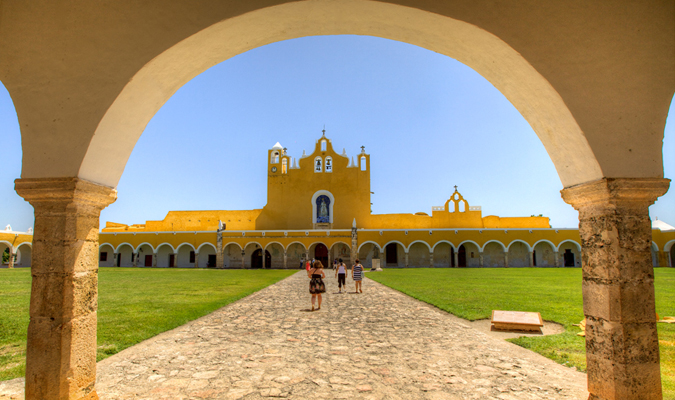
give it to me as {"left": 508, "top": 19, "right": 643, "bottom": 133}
{"left": 507, "top": 239, "right": 532, "bottom": 252}
{"left": 285, "top": 241, "right": 307, "bottom": 252}
{"left": 264, "top": 241, "right": 285, "bottom": 251}
{"left": 79, "top": 1, "right": 601, "bottom": 189}
{"left": 134, "top": 242, "right": 155, "bottom": 253}
{"left": 557, "top": 239, "right": 582, "bottom": 252}
{"left": 330, "top": 241, "right": 352, "bottom": 251}
{"left": 115, "top": 242, "right": 135, "bottom": 252}
{"left": 99, "top": 243, "right": 115, "bottom": 250}
{"left": 651, "top": 242, "right": 659, "bottom": 251}
{"left": 457, "top": 240, "right": 481, "bottom": 251}
{"left": 197, "top": 242, "right": 217, "bottom": 253}
{"left": 223, "top": 242, "right": 243, "bottom": 251}
{"left": 481, "top": 240, "right": 506, "bottom": 252}
{"left": 155, "top": 242, "right": 176, "bottom": 253}
{"left": 176, "top": 242, "right": 196, "bottom": 253}
{"left": 357, "top": 241, "right": 383, "bottom": 253}
{"left": 664, "top": 240, "right": 675, "bottom": 252}
{"left": 308, "top": 241, "right": 330, "bottom": 251}
{"left": 383, "top": 240, "right": 407, "bottom": 252}
{"left": 311, "top": 190, "right": 335, "bottom": 224}
{"left": 431, "top": 240, "right": 456, "bottom": 252}
{"left": 532, "top": 239, "right": 557, "bottom": 251}
{"left": 0, "top": 240, "right": 14, "bottom": 253}
{"left": 406, "top": 240, "right": 432, "bottom": 253}
{"left": 15, "top": 242, "right": 32, "bottom": 249}
{"left": 242, "top": 241, "right": 264, "bottom": 251}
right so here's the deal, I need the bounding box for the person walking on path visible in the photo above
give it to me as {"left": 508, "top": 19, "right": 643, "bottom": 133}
{"left": 335, "top": 258, "right": 347, "bottom": 293}
{"left": 308, "top": 260, "right": 326, "bottom": 311}
{"left": 352, "top": 259, "right": 363, "bottom": 293}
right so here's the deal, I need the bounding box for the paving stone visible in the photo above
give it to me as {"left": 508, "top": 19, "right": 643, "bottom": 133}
{"left": 0, "top": 271, "right": 587, "bottom": 399}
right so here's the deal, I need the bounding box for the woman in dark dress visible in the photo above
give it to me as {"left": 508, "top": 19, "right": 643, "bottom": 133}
{"left": 308, "top": 260, "right": 326, "bottom": 311}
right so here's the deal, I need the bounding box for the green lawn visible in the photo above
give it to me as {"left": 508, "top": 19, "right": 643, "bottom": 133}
{"left": 0, "top": 267, "right": 295, "bottom": 381}
{"left": 368, "top": 268, "right": 675, "bottom": 398}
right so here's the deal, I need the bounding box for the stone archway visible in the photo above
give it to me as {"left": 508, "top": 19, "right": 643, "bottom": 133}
{"left": 1, "top": 2, "right": 672, "bottom": 399}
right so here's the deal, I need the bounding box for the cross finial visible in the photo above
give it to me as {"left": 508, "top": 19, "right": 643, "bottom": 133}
{"left": 361, "top": 145, "right": 365, "bottom": 153}
{"left": 454, "top": 185, "right": 458, "bottom": 192}
{"left": 322, "top": 125, "right": 326, "bottom": 136}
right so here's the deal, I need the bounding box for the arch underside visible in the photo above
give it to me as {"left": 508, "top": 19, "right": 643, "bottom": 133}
{"left": 78, "top": 0, "right": 604, "bottom": 189}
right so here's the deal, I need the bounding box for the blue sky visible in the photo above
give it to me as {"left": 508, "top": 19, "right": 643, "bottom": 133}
{"left": 1, "top": 35, "right": 673, "bottom": 231}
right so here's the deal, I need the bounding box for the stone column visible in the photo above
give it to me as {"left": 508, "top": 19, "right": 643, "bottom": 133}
{"left": 193, "top": 252, "right": 199, "bottom": 269}
{"left": 561, "top": 177, "right": 669, "bottom": 400}
{"left": 8, "top": 251, "right": 15, "bottom": 268}
{"left": 528, "top": 251, "right": 534, "bottom": 267}
{"left": 479, "top": 252, "right": 484, "bottom": 268}
{"left": 283, "top": 251, "right": 288, "bottom": 269}
{"left": 429, "top": 251, "right": 434, "bottom": 268}
{"left": 152, "top": 252, "right": 157, "bottom": 268}
{"left": 132, "top": 253, "right": 138, "bottom": 268}
{"left": 216, "top": 231, "right": 224, "bottom": 269}
{"left": 504, "top": 253, "right": 509, "bottom": 268}
{"left": 172, "top": 252, "right": 178, "bottom": 268}
{"left": 554, "top": 251, "right": 560, "bottom": 267}
{"left": 262, "top": 248, "right": 266, "bottom": 269}
{"left": 404, "top": 251, "right": 409, "bottom": 268}
{"left": 15, "top": 177, "right": 116, "bottom": 400}
{"left": 241, "top": 250, "right": 246, "bottom": 269}
{"left": 453, "top": 251, "right": 459, "bottom": 268}
{"left": 380, "top": 249, "right": 386, "bottom": 269}
{"left": 113, "top": 252, "right": 118, "bottom": 267}
{"left": 328, "top": 250, "right": 334, "bottom": 269}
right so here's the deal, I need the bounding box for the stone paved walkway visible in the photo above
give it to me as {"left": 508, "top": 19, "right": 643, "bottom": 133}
{"left": 1, "top": 271, "right": 588, "bottom": 399}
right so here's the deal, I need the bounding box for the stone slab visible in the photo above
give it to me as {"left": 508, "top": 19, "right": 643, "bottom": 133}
{"left": 491, "top": 310, "right": 543, "bottom": 333}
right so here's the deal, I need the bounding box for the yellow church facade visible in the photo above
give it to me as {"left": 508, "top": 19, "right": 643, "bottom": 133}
{"left": 2, "top": 133, "right": 673, "bottom": 270}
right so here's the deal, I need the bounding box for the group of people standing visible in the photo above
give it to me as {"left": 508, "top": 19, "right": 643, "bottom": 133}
{"left": 306, "top": 258, "right": 364, "bottom": 311}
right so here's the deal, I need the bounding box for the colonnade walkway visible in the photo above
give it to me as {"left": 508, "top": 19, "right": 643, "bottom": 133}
{"left": 2, "top": 271, "right": 588, "bottom": 399}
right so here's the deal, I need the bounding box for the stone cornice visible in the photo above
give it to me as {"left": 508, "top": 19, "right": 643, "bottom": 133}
{"left": 561, "top": 178, "right": 670, "bottom": 212}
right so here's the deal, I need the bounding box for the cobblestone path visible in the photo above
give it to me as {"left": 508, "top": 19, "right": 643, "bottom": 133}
{"left": 1, "top": 271, "right": 588, "bottom": 399}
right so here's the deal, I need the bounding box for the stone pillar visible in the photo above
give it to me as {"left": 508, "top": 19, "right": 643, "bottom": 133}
{"left": 283, "top": 251, "right": 288, "bottom": 269}
{"left": 561, "top": 177, "right": 669, "bottom": 400}
{"left": 328, "top": 250, "right": 334, "bottom": 269}
{"left": 453, "top": 251, "right": 459, "bottom": 268}
{"left": 15, "top": 177, "right": 116, "bottom": 400}
{"left": 379, "top": 249, "right": 386, "bottom": 269}
{"left": 8, "top": 251, "right": 15, "bottom": 268}
{"left": 504, "top": 253, "right": 509, "bottom": 268}
{"left": 241, "top": 250, "right": 246, "bottom": 269}
{"left": 479, "top": 252, "right": 484, "bottom": 268}
{"left": 216, "top": 231, "right": 224, "bottom": 269}
{"left": 262, "top": 248, "right": 266, "bottom": 269}
{"left": 554, "top": 251, "right": 560, "bottom": 267}
{"left": 528, "top": 251, "right": 534, "bottom": 268}
{"left": 152, "top": 252, "right": 157, "bottom": 268}
{"left": 132, "top": 253, "right": 138, "bottom": 268}
{"left": 172, "top": 252, "right": 178, "bottom": 268}
{"left": 194, "top": 252, "right": 199, "bottom": 269}
{"left": 404, "top": 251, "right": 409, "bottom": 268}
{"left": 113, "top": 252, "right": 118, "bottom": 267}
{"left": 429, "top": 251, "right": 434, "bottom": 268}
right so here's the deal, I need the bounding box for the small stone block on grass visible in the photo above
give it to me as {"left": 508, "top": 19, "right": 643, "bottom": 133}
{"left": 491, "top": 310, "right": 543, "bottom": 333}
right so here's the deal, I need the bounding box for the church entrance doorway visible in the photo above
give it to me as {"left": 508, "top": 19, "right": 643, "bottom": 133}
{"left": 144, "top": 255, "right": 152, "bottom": 267}
{"left": 458, "top": 245, "right": 467, "bottom": 267}
{"left": 315, "top": 243, "right": 328, "bottom": 269}
{"left": 563, "top": 249, "right": 575, "bottom": 267}
{"left": 251, "top": 249, "right": 271, "bottom": 269}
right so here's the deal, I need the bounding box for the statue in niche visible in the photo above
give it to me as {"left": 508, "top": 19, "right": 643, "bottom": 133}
{"left": 316, "top": 195, "right": 330, "bottom": 223}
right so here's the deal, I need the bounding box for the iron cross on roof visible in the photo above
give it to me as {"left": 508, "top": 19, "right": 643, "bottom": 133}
{"left": 454, "top": 185, "right": 458, "bottom": 191}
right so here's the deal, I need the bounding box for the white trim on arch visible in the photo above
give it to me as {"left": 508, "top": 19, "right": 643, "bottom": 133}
{"left": 264, "top": 241, "right": 285, "bottom": 251}
{"left": 507, "top": 239, "right": 532, "bottom": 252}
{"left": 176, "top": 243, "right": 196, "bottom": 253}
{"left": 330, "top": 241, "right": 352, "bottom": 251}
{"left": 457, "top": 240, "right": 481, "bottom": 251}
{"left": 223, "top": 242, "right": 243, "bottom": 251}
{"left": 532, "top": 239, "right": 557, "bottom": 251}
{"left": 357, "top": 241, "right": 382, "bottom": 253}
{"left": 557, "top": 240, "right": 581, "bottom": 252}
{"left": 481, "top": 240, "right": 506, "bottom": 252}
{"left": 311, "top": 190, "right": 335, "bottom": 224}
{"left": 15, "top": 242, "right": 32, "bottom": 249}
{"left": 0, "top": 240, "right": 14, "bottom": 253}
{"left": 115, "top": 242, "right": 135, "bottom": 253}
{"left": 664, "top": 240, "right": 675, "bottom": 252}
{"left": 155, "top": 242, "right": 176, "bottom": 253}
{"left": 285, "top": 241, "right": 308, "bottom": 252}
{"left": 383, "top": 240, "right": 407, "bottom": 252}
{"left": 651, "top": 241, "right": 659, "bottom": 251}
{"left": 406, "top": 240, "right": 431, "bottom": 253}
{"left": 134, "top": 242, "right": 155, "bottom": 253}
{"left": 431, "top": 240, "right": 456, "bottom": 252}
{"left": 197, "top": 242, "right": 217, "bottom": 253}
{"left": 99, "top": 243, "right": 115, "bottom": 251}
